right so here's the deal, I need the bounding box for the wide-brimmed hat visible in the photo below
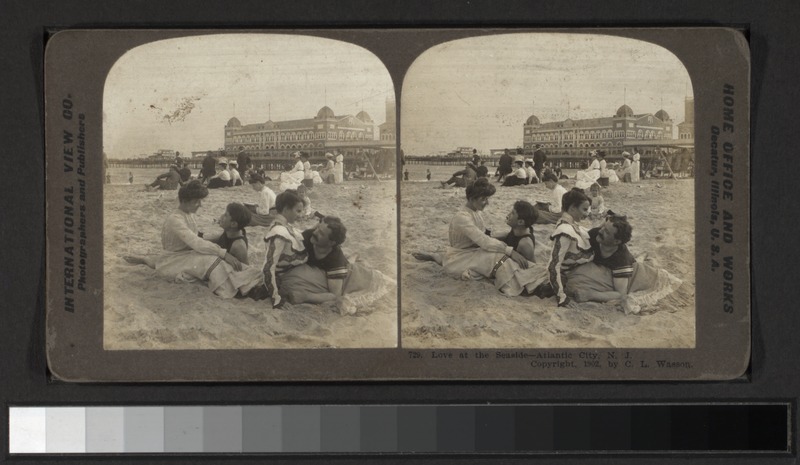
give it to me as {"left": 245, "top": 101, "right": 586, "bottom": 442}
{"left": 291, "top": 152, "right": 301, "bottom": 158}
{"left": 218, "top": 157, "right": 228, "bottom": 165}
{"left": 622, "top": 151, "right": 631, "bottom": 157}
{"left": 525, "top": 158, "right": 533, "bottom": 163}
{"left": 514, "top": 155, "right": 525, "bottom": 164}
{"left": 325, "top": 152, "right": 334, "bottom": 158}
{"left": 588, "top": 150, "right": 597, "bottom": 157}
{"left": 228, "top": 159, "right": 238, "bottom": 166}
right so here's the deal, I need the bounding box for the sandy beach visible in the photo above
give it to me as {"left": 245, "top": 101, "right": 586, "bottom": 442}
{"left": 104, "top": 168, "right": 398, "bottom": 350}
{"left": 400, "top": 167, "right": 695, "bottom": 349}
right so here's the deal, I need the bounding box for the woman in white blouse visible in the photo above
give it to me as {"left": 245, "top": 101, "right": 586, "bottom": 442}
{"left": 124, "top": 181, "right": 250, "bottom": 297}
{"left": 415, "top": 178, "right": 543, "bottom": 297}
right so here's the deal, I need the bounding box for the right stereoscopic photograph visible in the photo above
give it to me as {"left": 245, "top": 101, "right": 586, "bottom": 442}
{"left": 400, "top": 33, "right": 696, "bottom": 349}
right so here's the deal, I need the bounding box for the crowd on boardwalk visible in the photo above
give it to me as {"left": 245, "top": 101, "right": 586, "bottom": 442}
{"left": 414, "top": 144, "right": 682, "bottom": 314}
{"left": 126, "top": 150, "right": 392, "bottom": 315}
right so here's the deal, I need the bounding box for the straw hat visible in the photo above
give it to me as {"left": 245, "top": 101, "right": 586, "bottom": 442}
{"left": 218, "top": 157, "right": 228, "bottom": 165}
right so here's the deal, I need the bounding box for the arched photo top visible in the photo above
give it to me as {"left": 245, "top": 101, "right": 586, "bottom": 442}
{"left": 103, "top": 33, "right": 395, "bottom": 160}
{"left": 401, "top": 33, "right": 693, "bottom": 156}
{"left": 100, "top": 33, "right": 399, "bottom": 352}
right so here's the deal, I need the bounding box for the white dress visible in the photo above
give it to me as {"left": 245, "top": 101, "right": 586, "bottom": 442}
{"left": 442, "top": 206, "right": 541, "bottom": 296}
{"left": 154, "top": 211, "right": 239, "bottom": 297}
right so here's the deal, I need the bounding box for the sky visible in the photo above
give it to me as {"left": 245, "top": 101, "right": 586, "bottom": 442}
{"left": 401, "top": 33, "right": 694, "bottom": 155}
{"left": 103, "top": 34, "right": 394, "bottom": 159}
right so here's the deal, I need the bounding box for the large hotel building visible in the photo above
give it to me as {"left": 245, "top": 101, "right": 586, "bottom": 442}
{"left": 522, "top": 98, "right": 694, "bottom": 157}
{"left": 223, "top": 97, "right": 396, "bottom": 158}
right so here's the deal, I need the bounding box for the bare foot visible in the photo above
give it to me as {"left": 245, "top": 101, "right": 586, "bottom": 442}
{"left": 335, "top": 296, "right": 357, "bottom": 316}
{"left": 621, "top": 296, "right": 641, "bottom": 315}
{"left": 412, "top": 252, "right": 435, "bottom": 262}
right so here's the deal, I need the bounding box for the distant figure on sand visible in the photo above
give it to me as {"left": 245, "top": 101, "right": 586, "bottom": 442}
{"left": 199, "top": 155, "right": 218, "bottom": 184}
{"left": 207, "top": 159, "right": 233, "bottom": 189}
{"left": 128, "top": 172, "right": 133, "bottom": 184}
{"left": 236, "top": 151, "right": 252, "bottom": 179}
{"left": 334, "top": 153, "right": 344, "bottom": 184}
{"left": 413, "top": 178, "right": 543, "bottom": 297}
{"left": 320, "top": 153, "right": 335, "bottom": 184}
{"left": 301, "top": 152, "right": 314, "bottom": 188}
{"left": 501, "top": 158, "right": 528, "bottom": 187}
{"left": 476, "top": 161, "right": 489, "bottom": 179}
{"left": 525, "top": 159, "right": 538, "bottom": 184}
{"left": 575, "top": 153, "right": 602, "bottom": 190}
{"left": 296, "top": 184, "right": 312, "bottom": 218}
{"left": 426, "top": 169, "right": 431, "bottom": 181}
{"left": 146, "top": 164, "right": 181, "bottom": 191}
{"left": 597, "top": 151, "right": 610, "bottom": 187}
{"left": 534, "top": 173, "right": 567, "bottom": 224}
{"left": 620, "top": 152, "right": 633, "bottom": 183}
{"left": 495, "top": 149, "right": 513, "bottom": 183}
{"left": 533, "top": 144, "right": 547, "bottom": 180}
{"left": 178, "top": 162, "right": 192, "bottom": 185}
{"left": 631, "top": 151, "right": 641, "bottom": 183}
{"left": 228, "top": 160, "right": 243, "bottom": 186}
{"left": 587, "top": 183, "right": 606, "bottom": 219}
{"left": 246, "top": 173, "right": 277, "bottom": 227}
{"left": 404, "top": 168, "right": 409, "bottom": 181}
{"left": 441, "top": 155, "right": 479, "bottom": 188}
{"left": 123, "top": 181, "right": 249, "bottom": 298}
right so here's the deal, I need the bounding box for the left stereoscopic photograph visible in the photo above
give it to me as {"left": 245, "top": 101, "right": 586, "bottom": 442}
{"left": 50, "top": 33, "right": 398, "bottom": 357}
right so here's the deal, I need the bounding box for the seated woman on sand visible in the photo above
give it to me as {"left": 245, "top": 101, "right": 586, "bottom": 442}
{"left": 279, "top": 160, "right": 305, "bottom": 192}
{"left": 575, "top": 152, "right": 602, "bottom": 190}
{"left": 124, "top": 181, "right": 248, "bottom": 298}
{"left": 278, "top": 215, "right": 393, "bottom": 315}
{"left": 319, "top": 153, "right": 336, "bottom": 184}
{"left": 533, "top": 188, "right": 595, "bottom": 307}
{"left": 413, "top": 199, "right": 538, "bottom": 264}
{"left": 413, "top": 178, "right": 544, "bottom": 297}
{"left": 501, "top": 158, "right": 528, "bottom": 187}
{"left": 565, "top": 214, "right": 682, "bottom": 315}
{"left": 207, "top": 159, "right": 233, "bottom": 189}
